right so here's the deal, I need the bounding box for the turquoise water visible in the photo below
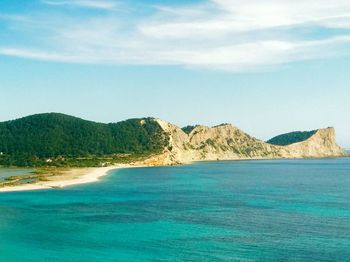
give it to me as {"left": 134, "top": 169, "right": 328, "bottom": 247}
{"left": 1, "top": 158, "right": 350, "bottom": 261}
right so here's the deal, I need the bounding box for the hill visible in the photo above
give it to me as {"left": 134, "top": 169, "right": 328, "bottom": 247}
{"left": 0, "top": 113, "right": 346, "bottom": 167}
{"left": 267, "top": 130, "right": 317, "bottom": 146}
{"left": 0, "top": 113, "right": 168, "bottom": 166}
{"left": 155, "top": 120, "right": 347, "bottom": 164}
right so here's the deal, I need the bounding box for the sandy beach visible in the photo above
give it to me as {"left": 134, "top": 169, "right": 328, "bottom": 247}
{"left": 0, "top": 164, "right": 139, "bottom": 193}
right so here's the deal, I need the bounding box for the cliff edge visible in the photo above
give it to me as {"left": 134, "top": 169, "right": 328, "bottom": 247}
{"left": 156, "top": 120, "right": 347, "bottom": 164}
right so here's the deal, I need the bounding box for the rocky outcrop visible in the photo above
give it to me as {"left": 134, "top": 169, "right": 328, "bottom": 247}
{"left": 278, "top": 127, "right": 347, "bottom": 158}
{"left": 155, "top": 119, "right": 347, "bottom": 165}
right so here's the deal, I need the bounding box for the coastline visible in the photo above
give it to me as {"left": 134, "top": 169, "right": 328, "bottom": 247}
{"left": 1, "top": 154, "right": 348, "bottom": 193}
{"left": 0, "top": 164, "right": 140, "bottom": 193}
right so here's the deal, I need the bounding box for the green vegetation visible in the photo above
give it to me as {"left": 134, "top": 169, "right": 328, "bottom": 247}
{"left": 213, "top": 123, "right": 230, "bottom": 128}
{"left": 182, "top": 125, "right": 198, "bottom": 134}
{"left": 0, "top": 167, "right": 67, "bottom": 188}
{"left": 0, "top": 113, "right": 168, "bottom": 167}
{"left": 267, "top": 130, "right": 317, "bottom": 146}
{"left": 205, "top": 139, "right": 217, "bottom": 149}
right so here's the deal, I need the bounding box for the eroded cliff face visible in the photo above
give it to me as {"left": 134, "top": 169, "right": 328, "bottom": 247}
{"left": 155, "top": 119, "right": 347, "bottom": 165}
{"left": 278, "top": 127, "right": 346, "bottom": 158}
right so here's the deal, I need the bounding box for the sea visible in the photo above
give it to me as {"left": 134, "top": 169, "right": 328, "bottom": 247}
{"left": 0, "top": 158, "right": 350, "bottom": 261}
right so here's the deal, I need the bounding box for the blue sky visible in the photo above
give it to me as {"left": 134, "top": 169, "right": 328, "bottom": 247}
{"left": 0, "top": 0, "right": 349, "bottom": 147}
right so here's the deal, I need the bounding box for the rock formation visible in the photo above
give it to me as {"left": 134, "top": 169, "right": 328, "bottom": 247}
{"left": 155, "top": 119, "right": 347, "bottom": 165}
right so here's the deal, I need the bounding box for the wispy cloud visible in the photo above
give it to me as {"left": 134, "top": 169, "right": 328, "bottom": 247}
{"left": 42, "top": 0, "right": 118, "bottom": 10}
{"left": 1, "top": 0, "right": 350, "bottom": 71}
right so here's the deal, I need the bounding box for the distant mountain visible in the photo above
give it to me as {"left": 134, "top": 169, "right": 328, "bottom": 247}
{"left": 267, "top": 130, "right": 317, "bottom": 146}
{"left": 0, "top": 113, "right": 346, "bottom": 167}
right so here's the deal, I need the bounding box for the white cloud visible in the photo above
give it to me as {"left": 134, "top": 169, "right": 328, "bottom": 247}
{"left": 42, "top": 0, "right": 118, "bottom": 10}
{"left": 140, "top": 0, "right": 350, "bottom": 38}
{"left": 0, "top": 47, "right": 79, "bottom": 62}
{"left": 1, "top": 0, "right": 350, "bottom": 71}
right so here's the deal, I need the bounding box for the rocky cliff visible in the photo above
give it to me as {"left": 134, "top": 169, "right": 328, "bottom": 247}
{"left": 155, "top": 119, "right": 347, "bottom": 165}
{"left": 0, "top": 113, "right": 346, "bottom": 167}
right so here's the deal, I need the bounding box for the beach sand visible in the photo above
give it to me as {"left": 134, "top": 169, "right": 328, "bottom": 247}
{"left": 0, "top": 164, "right": 139, "bottom": 192}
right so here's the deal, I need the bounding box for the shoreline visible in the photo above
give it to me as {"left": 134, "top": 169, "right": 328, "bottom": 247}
{"left": 1, "top": 155, "right": 348, "bottom": 193}
{"left": 0, "top": 164, "right": 141, "bottom": 193}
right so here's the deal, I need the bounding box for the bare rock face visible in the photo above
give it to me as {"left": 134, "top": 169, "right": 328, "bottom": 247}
{"left": 155, "top": 119, "right": 347, "bottom": 165}
{"left": 279, "top": 127, "right": 347, "bottom": 158}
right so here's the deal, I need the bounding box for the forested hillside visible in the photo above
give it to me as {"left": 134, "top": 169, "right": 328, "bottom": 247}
{"left": 0, "top": 113, "right": 168, "bottom": 164}
{"left": 267, "top": 130, "right": 317, "bottom": 146}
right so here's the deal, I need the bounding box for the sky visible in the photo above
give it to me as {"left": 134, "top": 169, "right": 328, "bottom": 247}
{"left": 0, "top": 0, "right": 349, "bottom": 147}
